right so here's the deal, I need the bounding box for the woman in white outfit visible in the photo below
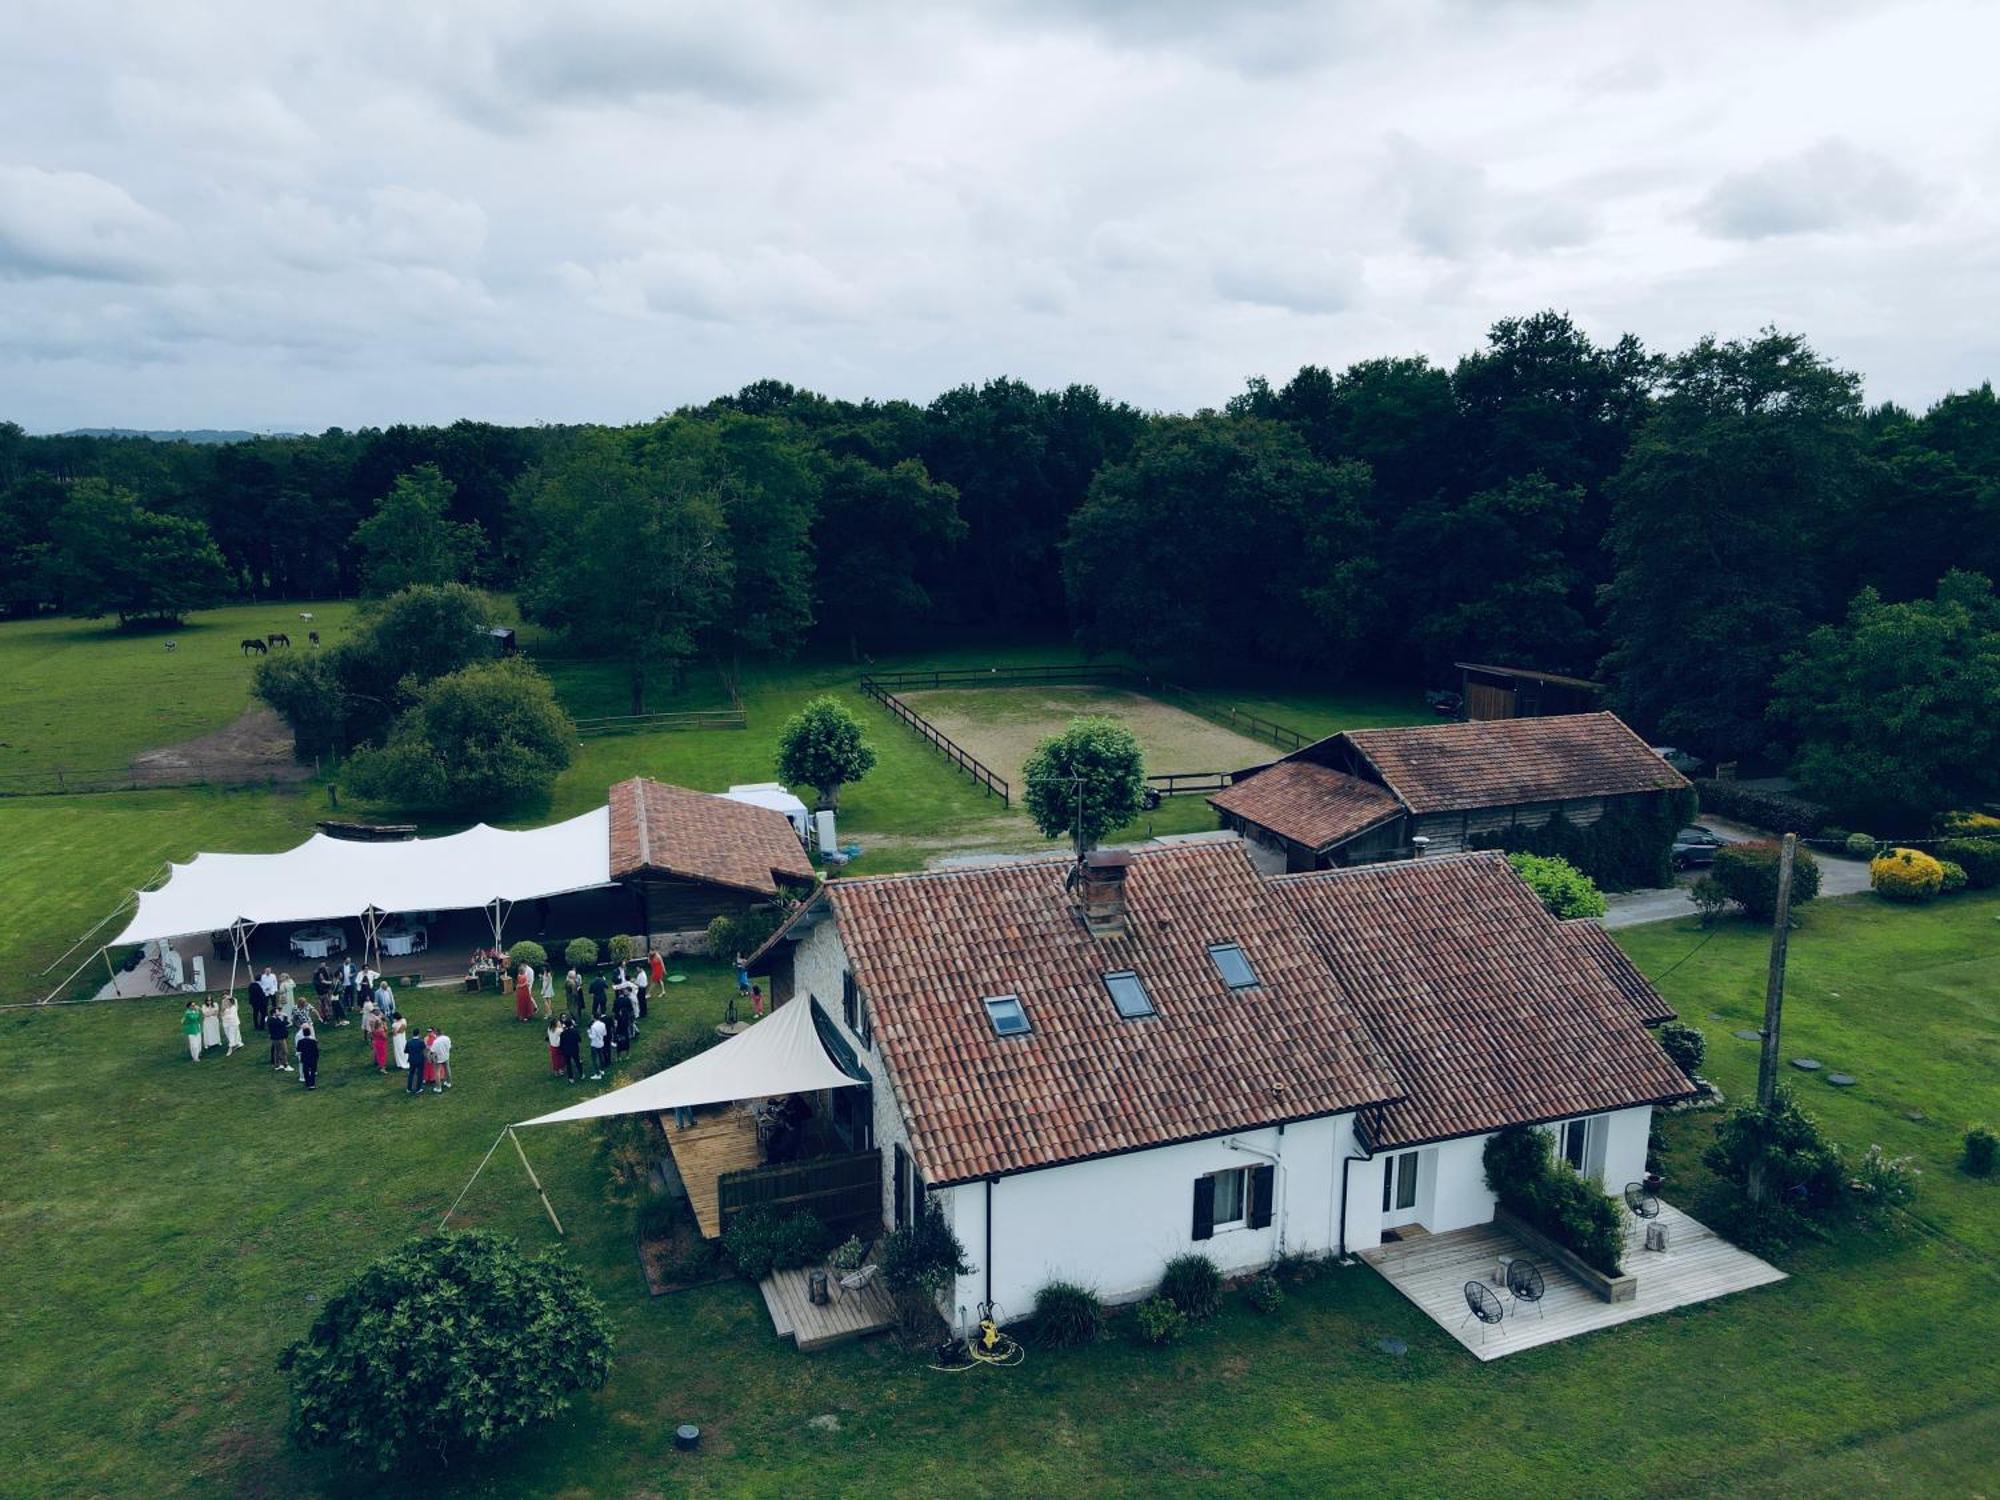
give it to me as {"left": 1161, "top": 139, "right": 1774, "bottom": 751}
{"left": 220, "top": 993, "right": 244, "bottom": 1054}
{"left": 199, "top": 998, "right": 222, "bottom": 1053}
{"left": 391, "top": 1014, "right": 409, "bottom": 1072}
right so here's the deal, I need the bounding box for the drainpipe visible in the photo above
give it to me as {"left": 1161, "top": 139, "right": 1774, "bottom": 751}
{"left": 1227, "top": 1124, "right": 1286, "bottom": 1256}
{"left": 1337, "top": 1109, "right": 1378, "bottom": 1260}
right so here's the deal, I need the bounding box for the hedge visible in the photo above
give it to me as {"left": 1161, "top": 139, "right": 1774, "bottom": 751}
{"left": 1711, "top": 840, "right": 1823, "bottom": 920}
{"left": 1481, "top": 1126, "right": 1623, "bottom": 1276}
{"left": 1468, "top": 788, "right": 1693, "bottom": 891}
{"left": 1692, "top": 780, "right": 1830, "bottom": 836}
{"left": 1936, "top": 837, "right": 2000, "bottom": 889}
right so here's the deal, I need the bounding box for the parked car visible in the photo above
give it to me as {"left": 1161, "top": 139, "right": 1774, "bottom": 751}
{"left": 1672, "top": 825, "right": 1726, "bottom": 870}
{"left": 1652, "top": 745, "right": 1706, "bottom": 776}
{"left": 1425, "top": 690, "right": 1462, "bottom": 718}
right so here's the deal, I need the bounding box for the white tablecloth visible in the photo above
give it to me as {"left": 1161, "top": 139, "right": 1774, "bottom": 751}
{"left": 382, "top": 931, "right": 418, "bottom": 957}
{"left": 290, "top": 929, "right": 344, "bottom": 958}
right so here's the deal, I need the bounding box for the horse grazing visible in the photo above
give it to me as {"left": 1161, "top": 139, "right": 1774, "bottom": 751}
{"left": 240, "top": 638, "right": 268, "bottom": 656}
{"left": 163, "top": 641, "right": 177, "bottom": 653}
{"left": 266, "top": 632, "right": 291, "bottom": 649}
{"left": 307, "top": 630, "right": 321, "bottom": 646}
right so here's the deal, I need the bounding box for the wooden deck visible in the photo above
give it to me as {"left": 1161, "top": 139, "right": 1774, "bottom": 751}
{"left": 1361, "top": 1202, "right": 1786, "bottom": 1361}
{"left": 659, "top": 1106, "right": 761, "bottom": 1239}
{"left": 759, "top": 1265, "right": 897, "bottom": 1351}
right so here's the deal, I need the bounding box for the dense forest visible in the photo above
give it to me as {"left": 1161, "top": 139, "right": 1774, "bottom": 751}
{"left": 4, "top": 311, "right": 1998, "bottom": 812}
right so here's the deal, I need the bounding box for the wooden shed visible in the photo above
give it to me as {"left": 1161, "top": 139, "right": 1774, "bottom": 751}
{"left": 608, "top": 777, "right": 817, "bottom": 945}
{"left": 1456, "top": 662, "right": 1605, "bottom": 721}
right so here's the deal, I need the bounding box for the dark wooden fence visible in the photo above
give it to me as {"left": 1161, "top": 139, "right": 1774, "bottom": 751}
{"left": 1146, "top": 771, "right": 1232, "bottom": 797}
{"left": 572, "top": 708, "right": 747, "bottom": 737}
{"left": 858, "top": 677, "right": 1011, "bottom": 805}
{"left": 718, "top": 1148, "right": 883, "bottom": 1240}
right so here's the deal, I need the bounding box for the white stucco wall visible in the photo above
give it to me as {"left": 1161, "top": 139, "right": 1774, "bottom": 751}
{"left": 1601, "top": 1105, "right": 1652, "bottom": 1192}
{"left": 938, "top": 1114, "right": 1360, "bottom": 1332}
{"left": 789, "top": 917, "right": 911, "bottom": 1226}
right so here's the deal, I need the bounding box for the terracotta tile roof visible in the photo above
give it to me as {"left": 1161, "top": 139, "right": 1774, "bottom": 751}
{"left": 607, "top": 777, "right": 815, "bottom": 896}
{"left": 828, "top": 842, "right": 1403, "bottom": 1186}
{"left": 1563, "top": 919, "right": 1678, "bottom": 1027}
{"left": 1338, "top": 711, "right": 1688, "bottom": 814}
{"left": 1207, "top": 760, "right": 1404, "bottom": 851}
{"left": 1275, "top": 853, "right": 1694, "bottom": 1149}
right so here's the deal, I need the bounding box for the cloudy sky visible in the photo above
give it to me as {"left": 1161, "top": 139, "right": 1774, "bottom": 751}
{"left": 2, "top": 0, "right": 1995, "bottom": 432}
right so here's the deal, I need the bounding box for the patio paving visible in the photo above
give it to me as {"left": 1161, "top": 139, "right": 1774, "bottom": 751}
{"left": 1361, "top": 1201, "right": 1786, "bottom": 1361}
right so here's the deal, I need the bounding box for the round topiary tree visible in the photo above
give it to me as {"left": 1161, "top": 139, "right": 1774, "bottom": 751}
{"left": 1844, "top": 831, "right": 1878, "bottom": 858}
{"left": 1021, "top": 717, "right": 1146, "bottom": 857}
{"left": 277, "top": 1231, "right": 612, "bottom": 1471}
{"left": 775, "top": 695, "right": 878, "bottom": 811}
{"left": 563, "top": 936, "right": 599, "bottom": 969}
{"left": 1711, "top": 840, "right": 1822, "bottom": 921}
{"left": 607, "top": 933, "right": 642, "bottom": 964}
{"left": 506, "top": 939, "right": 548, "bottom": 971}
{"left": 1659, "top": 1021, "right": 1707, "bottom": 1078}
{"left": 1871, "top": 847, "right": 1945, "bottom": 903}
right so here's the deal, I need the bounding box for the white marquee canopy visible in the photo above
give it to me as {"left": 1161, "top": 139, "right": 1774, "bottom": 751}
{"left": 514, "top": 994, "right": 865, "bottom": 1129}
{"left": 112, "top": 807, "right": 614, "bottom": 947}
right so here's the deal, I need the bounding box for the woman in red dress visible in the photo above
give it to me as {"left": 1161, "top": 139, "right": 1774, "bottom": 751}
{"left": 514, "top": 964, "right": 535, "bottom": 1022}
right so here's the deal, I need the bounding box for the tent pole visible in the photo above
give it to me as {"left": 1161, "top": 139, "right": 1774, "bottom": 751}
{"left": 41, "top": 946, "right": 107, "bottom": 1006}
{"left": 38, "top": 897, "right": 134, "bottom": 977}
{"left": 439, "top": 1127, "right": 510, "bottom": 1231}
{"left": 509, "top": 1128, "right": 565, "bottom": 1237}
{"left": 102, "top": 948, "right": 116, "bottom": 992}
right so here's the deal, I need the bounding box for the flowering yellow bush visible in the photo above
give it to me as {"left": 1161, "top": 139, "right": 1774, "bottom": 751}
{"left": 1871, "top": 847, "right": 1945, "bottom": 903}
{"left": 1942, "top": 811, "right": 2000, "bottom": 836}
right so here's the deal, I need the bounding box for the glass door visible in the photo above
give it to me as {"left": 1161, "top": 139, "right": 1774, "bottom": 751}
{"left": 1380, "top": 1150, "right": 1421, "bottom": 1229}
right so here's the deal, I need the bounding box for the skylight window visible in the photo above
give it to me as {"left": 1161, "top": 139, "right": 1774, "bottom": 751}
{"left": 1207, "top": 942, "right": 1258, "bottom": 990}
{"left": 1103, "top": 970, "right": 1155, "bottom": 1019}
{"left": 983, "top": 994, "right": 1031, "bottom": 1036}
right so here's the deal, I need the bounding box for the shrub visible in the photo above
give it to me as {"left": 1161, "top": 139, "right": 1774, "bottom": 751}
{"left": 1134, "top": 1295, "right": 1188, "bottom": 1346}
{"left": 1158, "top": 1252, "right": 1223, "bottom": 1320}
{"left": 1468, "top": 790, "right": 1693, "bottom": 891}
{"left": 1245, "top": 1274, "right": 1286, "bottom": 1315}
{"left": 1659, "top": 1021, "right": 1707, "bottom": 1078}
{"left": 277, "top": 1231, "right": 612, "bottom": 1471}
{"left": 563, "top": 936, "right": 599, "bottom": 968}
{"left": 706, "top": 898, "right": 797, "bottom": 966}
{"left": 1703, "top": 1086, "right": 1847, "bottom": 1213}
{"left": 775, "top": 695, "right": 878, "bottom": 811}
{"left": 635, "top": 1194, "right": 680, "bottom": 1241}
{"left": 1849, "top": 1144, "right": 1920, "bottom": 1223}
{"left": 1482, "top": 1126, "right": 1622, "bottom": 1275}
{"left": 1269, "top": 1247, "right": 1329, "bottom": 1285}
{"left": 1939, "top": 859, "right": 1969, "bottom": 894}
{"left": 1941, "top": 811, "right": 2000, "bottom": 836}
{"left": 880, "top": 1199, "right": 973, "bottom": 1301}
{"left": 1871, "top": 847, "right": 1944, "bottom": 903}
{"left": 1505, "top": 852, "right": 1607, "bottom": 919}
{"left": 344, "top": 657, "right": 576, "bottom": 814}
{"left": 829, "top": 1235, "right": 867, "bottom": 1272}
{"left": 1031, "top": 1279, "right": 1105, "bottom": 1348}
{"left": 506, "top": 939, "right": 548, "bottom": 970}
{"left": 1688, "top": 875, "right": 1730, "bottom": 926}
{"left": 1712, "top": 840, "right": 1822, "bottom": 921}
{"left": 1937, "top": 837, "right": 2000, "bottom": 889}
{"left": 1964, "top": 1125, "right": 1998, "bottom": 1178}
{"left": 1692, "top": 779, "right": 1829, "bottom": 836}
{"left": 721, "top": 1206, "right": 830, "bottom": 1280}
{"left": 607, "top": 933, "right": 642, "bottom": 964}
{"left": 1844, "top": 831, "right": 1878, "bottom": 858}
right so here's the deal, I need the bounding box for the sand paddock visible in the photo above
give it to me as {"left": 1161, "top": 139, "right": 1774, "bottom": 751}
{"left": 896, "top": 686, "right": 1276, "bottom": 789}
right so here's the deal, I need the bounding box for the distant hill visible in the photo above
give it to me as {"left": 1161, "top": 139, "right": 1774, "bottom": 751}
{"left": 57, "top": 428, "right": 302, "bottom": 444}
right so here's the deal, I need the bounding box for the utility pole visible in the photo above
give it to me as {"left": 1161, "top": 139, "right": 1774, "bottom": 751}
{"left": 1749, "top": 832, "right": 1799, "bottom": 1203}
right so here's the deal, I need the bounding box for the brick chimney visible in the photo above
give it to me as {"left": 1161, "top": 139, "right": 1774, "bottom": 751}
{"left": 1078, "top": 849, "right": 1134, "bottom": 937}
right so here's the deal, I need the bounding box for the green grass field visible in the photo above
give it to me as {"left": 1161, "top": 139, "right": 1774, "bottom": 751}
{"left": 0, "top": 897, "right": 1995, "bottom": 1497}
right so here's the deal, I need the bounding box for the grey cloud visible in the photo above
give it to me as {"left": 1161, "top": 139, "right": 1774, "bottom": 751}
{"left": 0, "top": 165, "right": 176, "bottom": 283}
{"left": 1211, "top": 250, "right": 1359, "bottom": 314}
{"left": 1385, "top": 135, "right": 1487, "bottom": 258}
{"left": 1694, "top": 139, "right": 1927, "bottom": 240}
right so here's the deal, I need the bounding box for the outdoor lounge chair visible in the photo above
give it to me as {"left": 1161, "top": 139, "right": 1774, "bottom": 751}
{"left": 1460, "top": 1280, "right": 1506, "bottom": 1345}
{"left": 834, "top": 1263, "right": 879, "bottom": 1299}
{"left": 1505, "top": 1258, "right": 1545, "bottom": 1319}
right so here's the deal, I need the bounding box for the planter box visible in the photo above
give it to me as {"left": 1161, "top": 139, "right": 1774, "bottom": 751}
{"left": 1496, "top": 1206, "right": 1637, "bottom": 1304}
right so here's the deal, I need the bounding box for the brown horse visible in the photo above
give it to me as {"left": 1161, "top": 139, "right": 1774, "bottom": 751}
{"left": 266, "top": 633, "right": 291, "bottom": 648}
{"left": 240, "top": 638, "right": 268, "bottom": 655}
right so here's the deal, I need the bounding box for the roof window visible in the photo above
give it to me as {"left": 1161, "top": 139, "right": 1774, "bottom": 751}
{"left": 1103, "top": 970, "right": 1155, "bottom": 1019}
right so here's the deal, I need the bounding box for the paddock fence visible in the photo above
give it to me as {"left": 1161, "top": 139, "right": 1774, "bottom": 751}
{"left": 858, "top": 676, "right": 1011, "bottom": 805}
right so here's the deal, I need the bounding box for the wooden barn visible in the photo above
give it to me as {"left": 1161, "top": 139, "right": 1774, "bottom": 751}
{"left": 1209, "top": 711, "right": 1689, "bottom": 872}
{"left": 608, "top": 777, "right": 817, "bottom": 945}
{"left": 1456, "top": 662, "right": 1606, "bottom": 721}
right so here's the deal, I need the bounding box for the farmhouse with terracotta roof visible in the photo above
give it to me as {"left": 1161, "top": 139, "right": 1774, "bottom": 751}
{"left": 1209, "top": 710, "right": 1691, "bottom": 874}
{"left": 751, "top": 839, "right": 1691, "bottom": 1321}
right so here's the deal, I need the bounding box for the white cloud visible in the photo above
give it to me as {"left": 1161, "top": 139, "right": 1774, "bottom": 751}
{"left": 0, "top": 0, "right": 1996, "bottom": 429}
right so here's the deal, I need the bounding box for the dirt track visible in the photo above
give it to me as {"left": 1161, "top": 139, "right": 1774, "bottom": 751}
{"left": 129, "top": 705, "right": 312, "bottom": 786}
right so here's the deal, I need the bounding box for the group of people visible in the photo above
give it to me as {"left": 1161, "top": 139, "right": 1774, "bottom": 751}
{"left": 525, "top": 952, "right": 664, "bottom": 1083}
{"left": 177, "top": 957, "right": 452, "bottom": 1097}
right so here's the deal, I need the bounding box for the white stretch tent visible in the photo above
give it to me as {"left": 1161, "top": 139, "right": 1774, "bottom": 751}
{"left": 111, "top": 807, "right": 614, "bottom": 948}
{"left": 515, "top": 995, "right": 865, "bottom": 1128}
{"left": 721, "top": 782, "right": 810, "bottom": 841}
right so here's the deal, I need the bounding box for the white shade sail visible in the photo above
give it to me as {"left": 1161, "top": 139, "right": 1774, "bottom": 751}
{"left": 514, "top": 995, "right": 865, "bottom": 1128}
{"left": 111, "top": 808, "right": 614, "bottom": 947}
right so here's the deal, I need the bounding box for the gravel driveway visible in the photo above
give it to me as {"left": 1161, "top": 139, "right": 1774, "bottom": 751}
{"left": 1599, "top": 817, "right": 1873, "bottom": 929}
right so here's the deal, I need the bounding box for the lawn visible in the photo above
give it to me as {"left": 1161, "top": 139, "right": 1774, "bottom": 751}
{"left": 0, "top": 601, "right": 363, "bottom": 781}
{"left": 0, "top": 895, "right": 1995, "bottom": 1497}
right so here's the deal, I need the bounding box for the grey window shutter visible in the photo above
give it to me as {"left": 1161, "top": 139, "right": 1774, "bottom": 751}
{"left": 1192, "top": 1174, "right": 1216, "bottom": 1241}
{"left": 1248, "top": 1164, "right": 1276, "bottom": 1230}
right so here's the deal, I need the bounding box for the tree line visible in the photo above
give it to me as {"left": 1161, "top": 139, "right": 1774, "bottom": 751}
{"left": 4, "top": 310, "right": 1998, "bottom": 820}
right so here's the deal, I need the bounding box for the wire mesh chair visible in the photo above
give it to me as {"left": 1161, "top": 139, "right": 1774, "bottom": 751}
{"left": 1505, "top": 1258, "right": 1545, "bottom": 1320}
{"left": 1460, "top": 1280, "right": 1506, "bottom": 1345}
{"left": 1623, "top": 1182, "right": 1662, "bottom": 1221}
